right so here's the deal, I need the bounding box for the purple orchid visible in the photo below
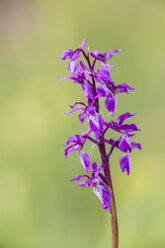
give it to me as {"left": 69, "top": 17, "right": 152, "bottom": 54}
{"left": 90, "top": 48, "right": 122, "bottom": 63}
{"left": 66, "top": 101, "right": 104, "bottom": 139}
{"left": 88, "top": 63, "right": 134, "bottom": 115}
{"left": 69, "top": 162, "right": 111, "bottom": 211}
{"left": 104, "top": 112, "right": 140, "bottom": 134}
{"left": 64, "top": 131, "right": 91, "bottom": 173}
{"left": 59, "top": 39, "right": 141, "bottom": 247}
{"left": 60, "top": 38, "right": 87, "bottom": 74}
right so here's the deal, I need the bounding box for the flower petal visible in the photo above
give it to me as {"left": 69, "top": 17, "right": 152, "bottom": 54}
{"left": 79, "top": 112, "right": 87, "bottom": 123}
{"left": 96, "top": 84, "right": 107, "bottom": 97}
{"left": 120, "top": 124, "right": 140, "bottom": 133}
{"left": 103, "top": 49, "right": 122, "bottom": 61}
{"left": 115, "top": 83, "right": 134, "bottom": 93}
{"left": 65, "top": 134, "right": 82, "bottom": 146}
{"left": 80, "top": 60, "right": 90, "bottom": 73}
{"left": 79, "top": 151, "right": 91, "bottom": 173}
{"left": 119, "top": 135, "right": 132, "bottom": 153}
{"left": 119, "top": 153, "right": 131, "bottom": 175}
{"left": 117, "top": 112, "right": 136, "bottom": 125}
{"left": 82, "top": 81, "right": 94, "bottom": 99}
{"left": 104, "top": 94, "right": 117, "bottom": 116}
{"left": 65, "top": 107, "right": 84, "bottom": 115}
{"left": 131, "top": 142, "right": 142, "bottom": 150}
{"left": 97, "top": 63, "right": 114, "bottom": 82}
{"left": 69, "top": 174, "right": 90, "bottom": 182}
{"left": 68, "top": 60, "right": 79, "bottom": 74}
{"left": 69, "top": 102, "right": 86, "bottom": 108}
{"left": 57, "top": 75, "right": 79, "bottom": 84}
{"left": 89, "top": 112, "right": 104, "bottom": 138}
{"left": 59, "top": 49, "right": 74, "bottom": 60}
{"left": 93, "top": 185, "right": 111, "bottom": 211}
{"left": 80, "top": 38, "right": 87, "bottom": 49}
{"left": 77, "top": 178, "right": 95, "bottom": 187}
{"left": 64, "top": 144, "right": 80, "bottom": 158}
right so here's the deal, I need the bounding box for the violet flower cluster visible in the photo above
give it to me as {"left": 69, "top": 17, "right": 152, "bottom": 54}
{"left": 59, "top": 38, "right": 141, "bottom": 211}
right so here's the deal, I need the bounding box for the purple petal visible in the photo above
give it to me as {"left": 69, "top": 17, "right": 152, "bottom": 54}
{"left": 77, "top": 181, "right": 90, "bottom": 187}
{"left": 80, "top": 60, "right": 90, "bottom": 73}
{"left": 66, "top": 102, "right": 86, "bottom": 115}
{"left": 64, "top": 144, "right": 80, "bottom": 158}
{"left": 117, "top": 112, "right": 136, "bottom": 125}
{"left": 66, "top": 107, "right": 84, "bottom": 115}
{"left": 80, "top": 38, "right": 87, "bottom": 49}
{"left": 82, "top": 81, "right": 94, "bottom": 99}
{"left": 59, "top": 49, "right": 74, "bottom": 60}
{"left": 104, "top": 94, "right": 117, "bottom": 116}
{"left": 131, "top": 142, "right": 142, "bottom": 150}
{"left": 77, "top": 177, "right": 96, "bottom": 187}
{"left": 70, "top": 102, "right": 86, "bottom": 108}
{"left": 69, "top": 174, "right": 90, "bottom": 182}
{"left": 120, "top": 124, "right": 140, "bottom": 134}
{"left": 115, "top": 83, "right": 134, "bottom": 93}
{"left": 57, "top": 75, "right": 79, "bottom": 83}
{"left": 79, "top": 151, "right": 91, "bottom": 173}
{"left": 90, "top": 51, "right": 102, "bottom": 61}
{"left": 97, "top": 63, "right": 114, "bottom": 82}
{"left": 93, "top": 185, "right": 111, "bottom": 211}
{"left": 119, "top": 153, "right": 131, "bottom": 175}
{"left": 68, "top": 60, "right": 79, "bottom": 74}
{"left": 65, "top": 134, "right": 82, "bottom": 146}
{"left": 103, "top": 49, "right": 122, "bottom": 61}
{"left": 79, "top": 112, "right": 87, "bottom": 123}
{"left": 119, "top": 135, "right": 132, "bottom": 153}
{"left": 89, "top": 112, "right": 104, "bottom": 138}
{"left": 72, "top": 52, "right": 81, "bottom": 61}
{"left": 96, "top": 84, "right": 107, "bottom": 97}
{"left": 103, "top": 122, "right": 119, "bottom": 133}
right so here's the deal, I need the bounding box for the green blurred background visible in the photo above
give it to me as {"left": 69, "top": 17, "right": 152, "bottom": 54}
{"left": 0, "top": 0, "right": 165, "bottom": 247}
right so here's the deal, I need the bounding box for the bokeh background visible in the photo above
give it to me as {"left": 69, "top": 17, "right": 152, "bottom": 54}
{"left": 0, "top": 0, "right": 165, "bottom": 247}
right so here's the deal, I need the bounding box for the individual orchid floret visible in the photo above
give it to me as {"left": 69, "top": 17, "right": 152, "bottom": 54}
{"left": 104, "top": 112, "right": 140, "bottom": 134}
{"left": 103, "top": 83, "right": 134, "bottom": 115}
{"left": 58, "top": 68, "right": 85, "bottom": 84}
{"left": 60, "top": 38, "right": 87, "bottom": 74}
{"left": 69, "top": 162, "right": 111, "bottom": 211}
{"left": 91, "top": 64, "right": 134, "bottom": 115}
{"left": 118, "top": 134, "right": 141, "bottom": 175}
{"left": 90, "top": 49, "right": 122, "bottom": 63}
{"left": 66, "top": 102, "right": 95, "bottom": 123}
{"left": 93, "top": 63, "right": 115, "bottom": 84}
{"left": 60, "top": 38, "right": 87, "bottom": 61}
{"left": 66, "top": 101, "right": 104, "bottom": 140}
{"left": 58, "top": 68, "right": 94, "bottom": 100}
{"left": 118, "top": 134, "right": 141, "bottom": 153}
{"left": 64, "top": 134, "right": 84, "bottom": 158}
{"left": 64, "top": 133, "right": 91, "bottom": 173}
